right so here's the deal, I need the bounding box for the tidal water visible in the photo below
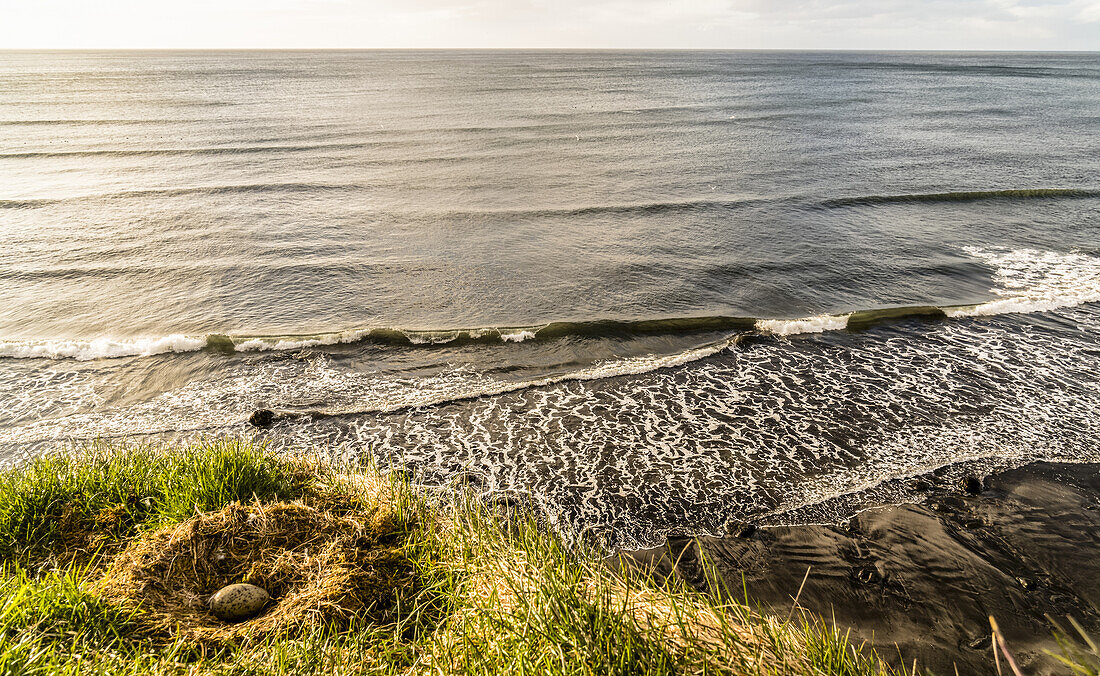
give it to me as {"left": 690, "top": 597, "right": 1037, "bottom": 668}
{"left": 1, "top": 50, "right": 1098, "bottom": 547}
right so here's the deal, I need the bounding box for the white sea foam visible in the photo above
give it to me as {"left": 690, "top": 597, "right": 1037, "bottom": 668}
{"left": 562, "top": 342, "right": 729, "bottom": 382}
{"left": 500, "top": 330, "right": 537, "bottom": 343}
{"left": 0, "top": 338, "right": 735, "bottom": 464}
{"left": 0, "top": 335, "right": 206, "bottom": 361}
{"left": 325, "top": 339, "right": 731, "bottom": 414}
{"left": 946, "top": 247, "right": 1100, "bottom": 318}
{"left": 404, "top": 333, "right": 453, "bottom": 345}
{"left": 755, "top": 314, "right": 850, "bottom": 336}
{"left": 233, "top": 330, "right": 369, "bottom": 352}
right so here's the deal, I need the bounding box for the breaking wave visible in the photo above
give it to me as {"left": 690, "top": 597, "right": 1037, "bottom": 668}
{"left": 755, "top": 314, "right": 850, "bottom": 336}
{"left": 1, "top": 247, "right": 1097, "bottom": 361}
{"left": 945, "top": 247, "right": 1100, "bottom": 318}
{"left": 0, "top": 335, "right": 208, "bottom": 361}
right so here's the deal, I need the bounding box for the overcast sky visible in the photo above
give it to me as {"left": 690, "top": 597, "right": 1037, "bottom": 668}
{"left": 1, "top": 0, "right": 1098, "bottom": 50}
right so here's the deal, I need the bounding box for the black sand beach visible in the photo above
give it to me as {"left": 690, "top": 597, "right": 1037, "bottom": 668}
{"left": 630, "top": 462, "right": 1100, "bottom": 674}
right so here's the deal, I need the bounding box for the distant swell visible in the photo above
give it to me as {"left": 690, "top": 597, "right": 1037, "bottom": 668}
{"left": 820, "top": 188, "right": 1100, "bottom": 208}
{"left": 448, "top": 198, "right": 764, "bottom": 218}
{"left": 0, "top": 183, "right": 362, "bottom": 208}
{"left": 0, "top": 119, "right": 177, "bottom": 126}
{"left": 1, "top": 247, "right": 1096, "bottom": 361}
{"left": 0, "top": 192, "right": 758, "bottom": 214}
{"left": 5, "top": 183, "right": 1097, "bottom": 213}
{"left": 0, "top": 141, "right": 383, "bottom": 160}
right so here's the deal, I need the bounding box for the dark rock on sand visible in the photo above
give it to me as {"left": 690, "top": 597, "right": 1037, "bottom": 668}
{"left": 248, "top": 409, "right": 275, "bottom": 428}
{"left": 726, "top": 521, "right": 757, "bottom": 538}
{"left": 489, "top": 492, "right": 527, "bottom": 511}
{"left": 960, "top": 475, "right": 984, "bottom": 495}
{"left": 449, "top": 471, "right": 487, "bottom": 490}
{"left": 853, "top": 566, "right": 881, "bottom": 584}
{"left": 968, "top": 635, "right": 992, "bottom": 650}
{"left": 928, "top": 500, "right": 953, "bottom": 513}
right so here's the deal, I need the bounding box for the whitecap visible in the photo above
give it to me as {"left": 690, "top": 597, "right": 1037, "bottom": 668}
{"left": 947, "top": 247, "right": 1100, "bottom": 318}
{"left": 0, "top": 334, "right": 206, "bottom": 361}
{"left": 755, "top": 314, "right": 850, "bottom": 336}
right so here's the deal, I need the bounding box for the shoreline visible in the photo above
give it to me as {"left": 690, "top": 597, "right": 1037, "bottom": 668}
{"left": 628, "top": 461, "right": 1100, "bottom": 675}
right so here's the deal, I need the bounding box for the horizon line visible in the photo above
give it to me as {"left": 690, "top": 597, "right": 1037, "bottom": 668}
{"left": 2, "top": 47, "right": 1099, "bottom": 53}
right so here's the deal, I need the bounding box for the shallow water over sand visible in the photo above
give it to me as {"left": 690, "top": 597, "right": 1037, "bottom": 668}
{"left": 2, "top": 50, "right": 1099, "bottom": 545}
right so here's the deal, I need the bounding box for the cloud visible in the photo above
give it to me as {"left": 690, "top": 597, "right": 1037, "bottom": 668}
{"left": 1073, "top": 0, "right": 1100, "bottom": 20}
{"left": 0, "top": 0, "right": 1096, "bottom": 49}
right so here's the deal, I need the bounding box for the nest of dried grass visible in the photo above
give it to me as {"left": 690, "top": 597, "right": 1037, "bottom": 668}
{"left": 98, "top": 496, "right": 415, "bottom": 645}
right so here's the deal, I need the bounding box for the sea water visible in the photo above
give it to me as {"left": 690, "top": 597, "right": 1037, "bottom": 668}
{"left": 1, "top": 50, "right": 1098, "bottom": 546}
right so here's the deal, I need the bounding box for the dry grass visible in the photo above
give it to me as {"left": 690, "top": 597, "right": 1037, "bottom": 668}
{"left": 97, "top": 487, "right": 417, "bottom": 645}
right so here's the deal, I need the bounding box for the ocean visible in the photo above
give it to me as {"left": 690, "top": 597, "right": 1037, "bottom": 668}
{"left": 1, "top": 50, "right": 1098, "bottom": 548}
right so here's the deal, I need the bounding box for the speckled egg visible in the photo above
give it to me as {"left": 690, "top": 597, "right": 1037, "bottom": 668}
{"left": 209, "top": 583, "right": 271, "bottom": 622}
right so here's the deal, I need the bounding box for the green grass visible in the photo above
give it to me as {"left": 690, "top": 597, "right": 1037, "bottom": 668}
{"left": 1047, "top": 616, "right": 1100, "bottom": 676}
{"left": 0, "top": 439, "right": 312, "bottom": 564}
{"left": 0, "top": 441, "right": 907, "bottom": 675}
{"left": 418, "top": 503, "right": 896, "bottom": 676}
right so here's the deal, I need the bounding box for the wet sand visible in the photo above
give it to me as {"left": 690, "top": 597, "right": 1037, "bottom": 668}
{"left": 627, "top": 462, "right": 1100, "bottom": 675}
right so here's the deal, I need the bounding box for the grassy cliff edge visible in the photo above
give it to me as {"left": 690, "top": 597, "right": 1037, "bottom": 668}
{"left": 0, "top": 441, "right": 1092, "bottom": 675}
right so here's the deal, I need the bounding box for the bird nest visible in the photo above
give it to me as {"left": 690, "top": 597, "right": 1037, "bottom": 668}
{"left": 98, "top": 496, "right": 416, "bottom": 645}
